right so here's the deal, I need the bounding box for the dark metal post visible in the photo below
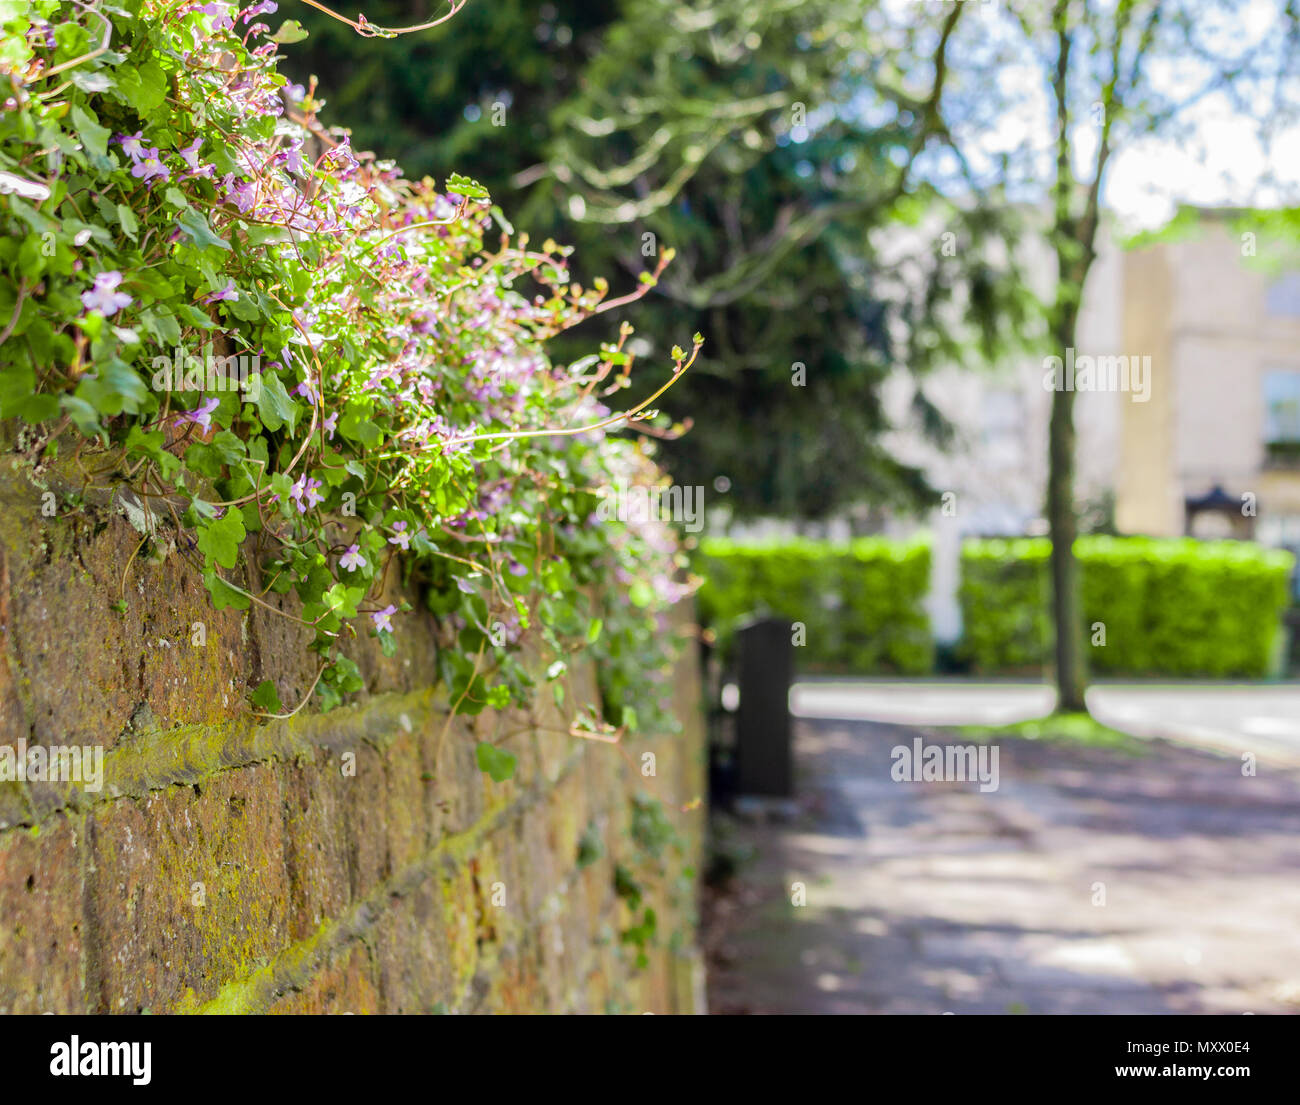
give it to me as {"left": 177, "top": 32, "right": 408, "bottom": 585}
{"left": 735, "top": 617, "right": 793, "bottom": 797}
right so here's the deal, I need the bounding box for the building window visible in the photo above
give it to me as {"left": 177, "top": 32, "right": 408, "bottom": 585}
{"left": 1264, "top": 369, "right": 1300, "bottom": 465}
{"left": 1266, "top": 272, "right": 1300, "bottom": 317}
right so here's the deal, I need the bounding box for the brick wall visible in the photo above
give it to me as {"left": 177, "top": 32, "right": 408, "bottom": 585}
{"left": 0, "top": 451, "right": 705, "bottom": 1014}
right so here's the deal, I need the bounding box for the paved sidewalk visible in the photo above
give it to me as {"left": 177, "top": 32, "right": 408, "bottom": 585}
{"left": 705, "top": 717, "right": 1300, "bottom": 1014}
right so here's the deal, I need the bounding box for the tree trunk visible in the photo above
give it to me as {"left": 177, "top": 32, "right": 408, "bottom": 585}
{"left": 1046, "top": 306, "right": 1088, "bottom": 713}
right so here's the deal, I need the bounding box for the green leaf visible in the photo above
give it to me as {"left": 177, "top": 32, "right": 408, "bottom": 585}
{"left": 59, "top": 395, "right": 104, "bottom": 440}
{"left": 270, "top": 19, "right": 310, "bottom": 43}
{"left": 0, "top": 363, "right": 38, "bottom": 418}
{"left": 338, "top": 410, "right": 381, "bottom": 446}
{"left": 196, "top": 507, "right": 246, "bottom": 570}
{"left": 99, "top": 358, "right": 149, "bottom": 413}
{"left": 253, "top": 370, "right": 297, "bottom": 432}
{"left": 446, "top": 173, "right": 489, "bottom": 200}
{"left": 475, "top": 742, "right": 517, "bottom": 783}
{"left": 203, "top": 568, "right": 251, "bottom": 611}
{"left": 116, "top": 59, "right": 167, "bottom": 113}
{"left": 251, "top": 680, "right": 283, "bottom": 713}
{"left": 177, "top": 207, "right": 231, "bottom": 252}
{"left": 70, "top": 106, "right": 110, "bottom": 159}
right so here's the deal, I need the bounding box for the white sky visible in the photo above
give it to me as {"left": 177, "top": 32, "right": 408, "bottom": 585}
{"left": 884, "top": 0, "right": 1300, "bottom": 232}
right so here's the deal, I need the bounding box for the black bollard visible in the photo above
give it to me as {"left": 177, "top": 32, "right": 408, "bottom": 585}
{"left": 734, "top": 616, "right": 794, "bottom": 797}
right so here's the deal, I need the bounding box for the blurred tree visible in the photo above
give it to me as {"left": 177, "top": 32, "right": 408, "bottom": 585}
{"left": 285, "top": 1, "right": 608, "bottom": 184}
{"left": 284, "top": 0, "right": 1031, "bottom": 520}
{"left": 890, "top": 0, "right": 1300, "bottom": 711}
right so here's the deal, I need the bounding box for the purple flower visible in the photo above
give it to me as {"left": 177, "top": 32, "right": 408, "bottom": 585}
{"left": 322, "top": 411, "right": 338, "bottom": 440}
{"left": 241, "top": 0, "right": 277, "bottom": 23}
{"left": 130, "top": 148, "right": 170, "bottom": 184}
{"left": 203, "top": 279, "right": 238, "bottom": 304}
{"left": 388, "top": 521, "right": 410, "bottom": 550}
{"left": 219, "top": 173, "right": 257, "bottom": 214}
{"left": 339, "top": 544, "right": 366, "bottom": 572}
{"left": 118, "top": 131, "right": 146, "bottom": 161}
{"left": 275, "top": 139, "right": 305, "bottom": 176}
{"left": 327, "top": 139, "right": 358, "bottom": 173}
{"left": 177, "top": 396, "right": 220, "bottom": 432}
{"left": 81, "top": 270, "right": 133, "bottom": 315}
{"left": 289, "top": 475, "right": 324, "bottom": 514}
{"left": 455, "top": 576, "right": 476, "bottom": 594}
{"left": 178, "top": 137, "right": 214, "bottom": 179}
{"left": 294, "top": 379, "right": 318, "bottom": 405}
{"left": 194, "top": 2, "right": 234, "bottom": 31}
{"left": 371, "top": 604, "right": 397, "bottom": 633}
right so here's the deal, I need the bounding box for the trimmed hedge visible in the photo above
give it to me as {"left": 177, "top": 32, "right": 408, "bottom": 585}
{"left": 695, "top": 537, "right": 934, "bottom": 674}
{"left": 960, "top": 537, "right": 1295, "bottom": 678}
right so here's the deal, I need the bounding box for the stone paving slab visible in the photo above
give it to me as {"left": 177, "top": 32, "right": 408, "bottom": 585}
{"left": 704, "top": 717, "right": 1300, "bottom": 1014}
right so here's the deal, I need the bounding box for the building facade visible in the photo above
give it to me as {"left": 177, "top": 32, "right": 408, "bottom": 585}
{"left": 1117, "top": 214, "right": 1300, "bottom": 568}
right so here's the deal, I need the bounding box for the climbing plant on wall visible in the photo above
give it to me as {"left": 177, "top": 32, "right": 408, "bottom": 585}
{"left": 0, "top": 0, "right": 697, "bottom": 775}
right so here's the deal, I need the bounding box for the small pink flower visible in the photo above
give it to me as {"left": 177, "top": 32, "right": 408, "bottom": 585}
{"left": 177, "top": 396, "right": 220, "bottom": 432}
{"left": 81, "top": 270, "right": 133, "bottom": 315}
{"left": 203, "top": 279, "right": 238, "bottom": 304}
{"left": 220, "top": 174, "right": 257, "bottom": 214}
{"left": 178, "top": 137, "right": 214, "bottom": 179}
{"left": 339, "top": 544, "right": 366, "bottom": 572}
{"left": 193, "top": 2, "right": 234, "bottom": 31}
{"left": 130, "top": 148, "right": 170, "bottom": 184}
{"left": 275, "top": 139, "right": 305, "bottom": 176}
{"left": 241, "top": 0, "right": 277, "bottom": 23}
{"left": 289, "top": 475, "right": 324, "bottom": 514}
{"left": 388, "top": 522, "right": 410, "bottom": 550}
{"left": 118, "top": 131, "right": 146, "bottom": 161}
{"left": 371, "top": 604, "right": 397, "bottom": 633}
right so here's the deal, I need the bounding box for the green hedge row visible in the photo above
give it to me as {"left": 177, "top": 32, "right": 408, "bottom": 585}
{"left": 695, "top": 535, "right": 1294, "bottom": 678}
{"left": 695, "top": 537, "right": 934, "bottom": 674}
{"left": 960, "top": 537, "right": 1295, "bottom": 678}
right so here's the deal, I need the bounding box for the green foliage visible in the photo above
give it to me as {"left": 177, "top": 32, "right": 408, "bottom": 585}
{"left": 629, "top": 792, "right": 679, "bottom": 860}
{"left": 575, "top": 820, "right": 604, "bottom": 869}
{"left": 960, "top": 537, "right": 1295, "bottom": 678}
{"left": 696, "top": 536, "right": 934, "bottom": 674}
{"left": 957, "top": 712, "right": 1148, "bottom": 755}
{"left": 1, "top": 0, "right": 691, "bottom": 773}
{"left": 474, "top": 742, "right": 516, "bottom": 784}
{"left": 614, "top": 793, "right": 685, "bottom": 971}
{"left": 957, "top": 539, "right": 1053, "bottom": 674}
{"left": 286, "top": 0, "right": 1033, "bottom": 520}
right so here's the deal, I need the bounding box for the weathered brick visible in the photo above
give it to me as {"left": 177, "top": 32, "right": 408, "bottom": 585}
{"left": 84, "top": 767, "right": 291, "bottom": 1012}
{"left": 0, "top": 454, "right": 705, "bottom": 1013}
{"left": 267, "top": 944, "right": 378, "bottom": 1015}
{"left": 0, "top": 819, "right": 84, "bottom": 1013}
